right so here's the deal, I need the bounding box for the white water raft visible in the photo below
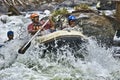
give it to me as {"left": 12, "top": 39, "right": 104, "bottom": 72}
{"left": 35, "top": 30, "right": 87, "bottom": 43}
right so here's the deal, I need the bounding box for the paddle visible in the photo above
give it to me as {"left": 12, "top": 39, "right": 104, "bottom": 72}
{"left": 18, "top": 19, "right": 49, "bottom": 54}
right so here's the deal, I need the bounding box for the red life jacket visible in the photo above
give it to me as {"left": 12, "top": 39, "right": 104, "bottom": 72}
{"left": 28, "top": 22, "right": 41, "bottom": 32}
{"left": 28, "top": 20, "right": 51, "bottom": 31}
{"left": 28, "top": 23, "right": 34, "bottom": 32}
{"left": 40, "top": 20, "right": 51, "bottom": 30}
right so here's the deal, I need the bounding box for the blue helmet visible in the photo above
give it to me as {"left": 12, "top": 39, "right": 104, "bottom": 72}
{"left": 68, "top": 15, "right": 76, "bottom": 21}
{"left": 7, "top": 31, "right": 14, "bottom": 36}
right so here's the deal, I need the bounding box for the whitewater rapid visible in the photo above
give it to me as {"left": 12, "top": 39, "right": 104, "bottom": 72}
{"left": 0, "top": 11, "right": 120, "bottom": 80}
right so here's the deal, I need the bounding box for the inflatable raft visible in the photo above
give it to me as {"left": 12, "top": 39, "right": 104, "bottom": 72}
{"left": 36, "top": 30, "right": 87, "bottom": 43}
{"left": 35, "top": 30, "right": 88, "bottom": 58}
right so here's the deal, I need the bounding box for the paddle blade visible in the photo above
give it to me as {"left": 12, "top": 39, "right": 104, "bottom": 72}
{"left": 18, "top": 42, "right": 31, "bottom": 54}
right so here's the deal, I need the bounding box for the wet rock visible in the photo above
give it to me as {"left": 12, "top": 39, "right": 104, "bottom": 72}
{"left": 0, "top": 6, "right": 7, "bottom": 14}
{"left": 38, "top": 3, "right": 55, "bottom": 11}
{"left": 76, "top": 13, "right": 119, "bottom": 47}
{"left": 96, "top": 1, "right": 116, "bottom": 10}
{"left": 60, "top": 0, "right": 96, "bottom": 7}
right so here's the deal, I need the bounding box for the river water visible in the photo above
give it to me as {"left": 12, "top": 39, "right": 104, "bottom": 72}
{"left": 0, "top": 11, "right": 120, "bottom": 80}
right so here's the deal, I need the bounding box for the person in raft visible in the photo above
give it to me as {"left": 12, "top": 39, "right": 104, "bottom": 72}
{"left": 63, "top": 15, "right": 82, "bottom": 32}
{"left": 27, "top": 13, "right": 55, "bottom": 35}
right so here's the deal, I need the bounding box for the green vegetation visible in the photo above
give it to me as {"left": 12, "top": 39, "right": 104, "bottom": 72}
{"left": 51, "top": 8, "right": 68, "bottom": 22}
{"left": 52, "top": 8, "right": 68, "bottom": 17}
{"left": 74, "top": 3, "right": 90, "bottom": 10}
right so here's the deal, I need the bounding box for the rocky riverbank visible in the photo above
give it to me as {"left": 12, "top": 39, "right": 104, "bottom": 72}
{"left": 0, "top": 0, "right": 98, "bottom": 13}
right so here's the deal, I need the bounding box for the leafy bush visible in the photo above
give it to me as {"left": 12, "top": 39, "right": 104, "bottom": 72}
{"left": 52, "top": 8, "right": 68, "bottom": 17}
{"left": 74, "top": 4, "right": 90, "bottom": 10}
{"left": 51, "top": 8, "right": 68, "bottom": 22}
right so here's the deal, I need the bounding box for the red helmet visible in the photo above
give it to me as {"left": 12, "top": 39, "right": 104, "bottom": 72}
{"left": 30, "top": 13, "right": 39, "bottom": 19}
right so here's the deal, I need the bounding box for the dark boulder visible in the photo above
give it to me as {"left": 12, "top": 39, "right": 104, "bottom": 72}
{"left": 77, "top": 13, "right": 119, "bottom": 47}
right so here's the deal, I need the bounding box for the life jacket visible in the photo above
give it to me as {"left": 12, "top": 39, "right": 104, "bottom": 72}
{"left": 40, "top": 20, "right": 51, "bottom": 30}
{"left": 28, "top": 20, "right": 54, "bottom": 35}
{"left": 28, "top": 22, "right": 42, "bottom": 32}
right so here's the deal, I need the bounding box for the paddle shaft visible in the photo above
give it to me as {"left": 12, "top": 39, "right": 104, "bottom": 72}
{"left": 20, "top": 19, "right": 49, "bottom": 51}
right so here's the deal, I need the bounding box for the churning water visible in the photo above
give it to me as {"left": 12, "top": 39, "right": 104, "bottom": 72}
{"left": 0, "top": 11, "right": 120, "bottom": 80}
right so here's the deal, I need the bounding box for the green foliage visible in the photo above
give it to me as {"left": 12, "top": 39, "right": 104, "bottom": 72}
{"left": 51, "top": 8, "right": 68, "bottom": 23}
{"left": 52, "top": 8, "right": 68, "bottom": 17}
{"left": 74, "top": 3, "right": 90, "bottom": 10}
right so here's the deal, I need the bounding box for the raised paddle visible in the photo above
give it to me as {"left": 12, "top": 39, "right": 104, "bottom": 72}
{"left": 18, "top": 19, "right": 49, "bottom": 54}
